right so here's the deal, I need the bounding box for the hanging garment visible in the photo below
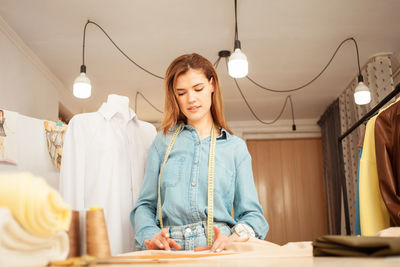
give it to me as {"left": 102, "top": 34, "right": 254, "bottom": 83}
{"left": 0, "top": 110, "right": 6, "bottom": 137}
{"left": 0, "top": 111, "right": 63, "bottom": 189}
{"left": 359, "top": 116, "right": 390, "bottom": 235}
{"left": 59, "top": 103, "right": 156, "bottom": 255}
{"left": 375, "top": 99, "right": 400, "bottom": 225}
{"left": 44, "top": 121, "right": 67, "bottom": 169}
{"left": 355, "top": 148, "right": 362, "bottom": 236}
{"left": 0, "top": 109, "right": 18, "bottom": 164}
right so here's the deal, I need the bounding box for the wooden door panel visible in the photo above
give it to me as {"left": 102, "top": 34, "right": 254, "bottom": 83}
{"left": 247, "top": 138, "right": 327, "bottom": 245}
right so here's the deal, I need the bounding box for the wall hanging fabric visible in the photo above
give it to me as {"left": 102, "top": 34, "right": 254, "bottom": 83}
{"left": 0, "top": 109, "right": 18, "bottom": 165}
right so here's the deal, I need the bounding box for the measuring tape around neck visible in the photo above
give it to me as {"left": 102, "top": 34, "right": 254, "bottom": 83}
{"left": 157, "top": 123, "right": 216, "bottom": 246}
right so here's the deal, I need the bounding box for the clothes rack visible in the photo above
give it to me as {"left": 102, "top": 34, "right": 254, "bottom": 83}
{"left": 338, "top": 83, "right": 400, "bottom": 235}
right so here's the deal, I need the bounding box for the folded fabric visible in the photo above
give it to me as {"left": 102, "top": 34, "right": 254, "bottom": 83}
{"left": 376, "top": 227, "right": 400, "bottom": 237}
{"left": 313, "top": 235, "right": 400, "bottom": 256}
{"left": 0, "top": 172, "right": 71, "bottom": 237}
{"left": 0, "top": 207, "right": 69, "bottom": 267}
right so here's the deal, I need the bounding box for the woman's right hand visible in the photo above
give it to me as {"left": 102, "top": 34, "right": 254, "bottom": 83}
{"left": 144, "top": 228, "right": 181, "bottom": 250}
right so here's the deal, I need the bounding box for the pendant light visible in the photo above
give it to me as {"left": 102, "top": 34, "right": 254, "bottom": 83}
{"left": 353, "top": 38, "right": 371, "bottom": 105}
{"left": 73, "top": 21, "right": 91, "bottom": 99}
{"left": 354, "top": 74, "right": 371, "bottom": 105}
{"left": 228, "top": 0, "right": 248, "bottom": 78}
{"left": 73, "top": 65, "right": 91, "bottom": 99}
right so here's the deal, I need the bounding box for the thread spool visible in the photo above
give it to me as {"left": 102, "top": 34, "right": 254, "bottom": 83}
{"left": 86, "top": 207, "right": 111, "bottom": 258}
{"left": 66, "top": 210, "right": 80, "bottom": 258}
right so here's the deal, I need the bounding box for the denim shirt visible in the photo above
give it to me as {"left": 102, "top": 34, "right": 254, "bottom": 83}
{"left": 131, "top": 124, "right": 269, "bottom": 250}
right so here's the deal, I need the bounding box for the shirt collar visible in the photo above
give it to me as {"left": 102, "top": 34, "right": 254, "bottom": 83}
{"left": 175, "top": 123, "right": 230, "bottom": 140}
{"left": 97, "top": 103, "right": 137, "bottom": 121}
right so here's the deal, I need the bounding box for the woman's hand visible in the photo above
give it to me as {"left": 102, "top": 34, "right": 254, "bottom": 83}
{"left": 194, "top": 226, "right": 239, "bottom": 252}
{"left": 144, "top": 228, "right": 181, "bottom": 250}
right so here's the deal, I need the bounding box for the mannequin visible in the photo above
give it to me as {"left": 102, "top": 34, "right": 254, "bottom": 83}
{"left": 106, "top": 94, "right": 130, "bottom": 121}
{"left": 59, "top": 94, "right": 156, "bottom": 255}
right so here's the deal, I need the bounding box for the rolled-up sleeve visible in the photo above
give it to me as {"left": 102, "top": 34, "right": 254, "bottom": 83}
{"left": 130, "top": 138, "right": 162, "bottom": 250}
{"left": 233, "top": 143, "right": 269, "bottom": 239}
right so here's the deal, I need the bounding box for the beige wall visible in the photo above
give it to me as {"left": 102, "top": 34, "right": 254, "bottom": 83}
{"left": 0, "top": 16, "right": 80, "bottom": 121}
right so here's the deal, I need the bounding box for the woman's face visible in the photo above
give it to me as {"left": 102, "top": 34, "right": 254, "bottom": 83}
{"left": 174, "top": 68, "right": 214, "bottom": 125}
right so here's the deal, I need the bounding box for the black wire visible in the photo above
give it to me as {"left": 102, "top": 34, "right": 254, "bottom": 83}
{"left": 223, "top": 58, "right": 295, "bottom": 125}
{"left": 213, "top": 57, "right": 221, "bottom": 69}
{"left": 82, "top": 21, "right": 89, "bottom": 66}
{"left": 353, "top": 38, "right": 361, "bottom": 74}
{"left": 235, "top": 78, "right": 293, "bottom": 124}
{"left": 246, "top": 37, "right": 361, "bottom": 92}
{"left": 289, "top": 95, "right": 295, "bottom": 126}
{"left": 135, "top": 91, "right": 163, "bottom": 114}
{"left": 82, "top": 20, "right": 164, "bottom": 79}
{"left": 234, "top": 0, "right": 238, "bottom": 42}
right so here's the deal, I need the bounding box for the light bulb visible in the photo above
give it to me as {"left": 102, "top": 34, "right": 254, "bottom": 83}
{"left": 354, "top": 81, "right": 371, "bottom": 105}
{"left": 228, "top": 48, "right": 248, "bottom": 78}
{"left": 73, "top": 72, "right": 91, "bottom": 99}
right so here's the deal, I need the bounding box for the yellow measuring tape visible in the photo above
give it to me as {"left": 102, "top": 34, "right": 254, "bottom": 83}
{"left": 157, "top": 123, "right": 216, "bottom": 246}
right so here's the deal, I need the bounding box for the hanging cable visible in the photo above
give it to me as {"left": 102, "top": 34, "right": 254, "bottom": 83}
{"left": 234, "top": 0, "right": 238, "bottom": 43}
{"left": 220, "top": 58, "right": 296, "bottom": 129}
{"left": 213, "top": 56, "right": 221, "bottom": 69}
{"left": 83, "top": 20, "right": 164, "bottom": 80}
{"left": 135, "top": 91, "right": 163, "bottom": 114}
{"left": 246, "top": 37, "right": 361, "bottom": 93}
{"left": 234, "top": 78, "right": 295, "bottom": 127}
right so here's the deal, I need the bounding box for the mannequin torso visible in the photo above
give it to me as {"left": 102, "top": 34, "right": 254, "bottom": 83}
{"left": 106, "top": 94, "right": 130, "bottom": 121}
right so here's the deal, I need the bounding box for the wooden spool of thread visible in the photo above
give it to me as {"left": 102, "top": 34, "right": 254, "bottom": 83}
{"left": 66, "top": 210, "right": 80, "bottom": 258}
{"left": 86, "top": 207, "right": 111, "bottom": 258}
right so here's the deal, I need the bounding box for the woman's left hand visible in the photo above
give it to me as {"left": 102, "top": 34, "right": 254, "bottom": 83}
{"left": 194, "top": 226, "right": 239, "bottom": 252}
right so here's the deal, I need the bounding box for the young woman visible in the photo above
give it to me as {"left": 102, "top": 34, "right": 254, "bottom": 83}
{"left": 131, "top": 53, "right": 268, "bottom": 252}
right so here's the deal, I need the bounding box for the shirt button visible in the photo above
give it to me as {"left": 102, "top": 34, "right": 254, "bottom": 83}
{"left": 192, "top": 183, "right": 196, "bottom": 187}
{"left": 194, "top": 160, "right": 198, "bottom": 164}
{"left": 196, "top": 141, "right": 200, "bottom": 145}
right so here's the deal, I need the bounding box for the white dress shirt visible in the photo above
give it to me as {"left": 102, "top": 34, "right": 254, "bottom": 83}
{"left": 59, "top": 102, "right": 156, "bottom": 255}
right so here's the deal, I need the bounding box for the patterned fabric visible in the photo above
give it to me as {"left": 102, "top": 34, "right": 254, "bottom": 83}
{"left": 0, "top": 110, "right": 5, "bottom": 137}
{"left": 338, "top": 54, "right": 394, "bottom": 234}
{"left": 44, "top": 121, "right": 67, "bottom": 169}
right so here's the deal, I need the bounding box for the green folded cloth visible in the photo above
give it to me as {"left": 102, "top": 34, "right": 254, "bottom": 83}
{"left": 313, "top": 235, "right": 400, "bottom": 257}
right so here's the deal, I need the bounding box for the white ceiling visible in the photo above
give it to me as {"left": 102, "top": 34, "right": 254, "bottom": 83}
{"left": 1, "top": 0, "right": 400, "bottom": 123}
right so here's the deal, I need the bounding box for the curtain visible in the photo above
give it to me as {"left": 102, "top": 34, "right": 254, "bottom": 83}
{"left": 317, "top": 99, "right": 342, "bottom": 235}
{"left": 338, "top": 54, "right": 394, "bottom": 234}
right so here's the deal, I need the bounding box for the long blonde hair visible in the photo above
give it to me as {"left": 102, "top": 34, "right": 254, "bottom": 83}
{"left": 160, "top": 53, "right": 232, "bottom": 135}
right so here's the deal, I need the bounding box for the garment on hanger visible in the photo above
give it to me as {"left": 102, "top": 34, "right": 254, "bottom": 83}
{"left": 359, "top": 115, "right": 390, "bottom": 235}
{"left": 355, "top": 127, "right": 366, "bottom": 236}
{"left": 0, "top": 109, "right": 17, "bottom": 164}
{"left": 375, "top": 98, "right": 400, "bottom": 225}
{"left": 59, "top": 101, "right": 156, "bottom": 255}
{"left": 0, "top": 110, "right": 6, "bottom": 137}
{"left": 355, "top": 148, "right": 362, "bottom": 236}
{"left": 44, "top": 120, "right": 67, "bottom": 169}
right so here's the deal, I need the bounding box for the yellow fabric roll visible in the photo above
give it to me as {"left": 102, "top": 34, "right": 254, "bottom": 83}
{"left": 359, "top": 116, "right": 390, "bottom": 236}
{"left": 0, "top": 172, "right": 71, "bottom": 237}
{"left": 0, "top": 207, "right": 69, "bottom": 266}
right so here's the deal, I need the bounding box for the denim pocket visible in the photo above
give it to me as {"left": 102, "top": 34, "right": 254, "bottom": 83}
{"left": 162, "top": 156, "right": 185, "bottom": 187}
